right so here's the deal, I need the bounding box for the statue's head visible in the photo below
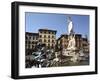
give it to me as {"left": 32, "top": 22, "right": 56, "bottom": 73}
{"left": 68, "top": 16, "right": 72, "bottom": 22}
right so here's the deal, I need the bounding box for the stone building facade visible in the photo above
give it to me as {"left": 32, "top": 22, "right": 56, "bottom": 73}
{"left": 25, "top": 32, "right": 39, "bottom": 51}
{"left": 57, "top": 34, "right": 68, "bottom": 49}
{"left": 38, "top": 29, "right": 57, "bottom": 49}
{"left": 25, "top": 29, "right": 57, "bottom": 52}
{"left": 82, "top": 38, "right": 89, "bottom": 53}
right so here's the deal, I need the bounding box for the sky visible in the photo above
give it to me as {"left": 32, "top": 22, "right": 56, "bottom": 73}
{"left": 25, "top": 12, "right": 89, "bottom": 39}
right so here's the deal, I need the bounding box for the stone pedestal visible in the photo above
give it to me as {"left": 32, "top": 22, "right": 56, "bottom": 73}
{"left": 63, "top": 35, "right": 80, "bottom": 62}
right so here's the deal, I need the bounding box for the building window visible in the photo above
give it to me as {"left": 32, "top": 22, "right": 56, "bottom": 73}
{"left": 52, "top": 32, "right": 55, "bottom": 34}
{"left": 52, "top": 36, "right": 54, "bottom": 38}
{"left": 28, "top": 45, "right": 30, "bottom": 49}
{"left": 48, "top": 40, "right": 50, "bottom": 42}
{"left": 28, "top": 41, "right": 31, "bottom": 44}
{"left": 52, "top": 40, "right": 54, "bottom": 43}
{"left": 36, "top": 37, "right": 38, "bottom": 40}
{"left": 39, "top": 39, "right": 42, "bottom": 42}
{"left": 32, "top": 45, "right": 34, "bottom": 48}
{"left": 48, "top": 35, "right": 50, "bottom": 38}
{"left": 48, "top": 32, "right": 50, "bottom": 34}
{"left": 44, "top": 31, "right": 46, "bottom": 34}
{"left": 33, "top": 37, "right": 34, "bottom": 40}
{"left": 40, "top": 31, "right": 42, "bottom": 33}
{"left": 48, "top": 44, "right": 50, "bottom": 49}
{"left": 40, "top": 35, "right": 42, "bottom": 38}
{"left": 25, "top": 41, "right": 27, "bottom": 44}
{"left": 29, "top": 36, "right": 31, "bottom": 39}
{"left": 26, "top": 36, "right": 28, "bottom": 39}
{"left": 52, "top": 44, "right": 54, "bottom": 47}
{"left": 44, "top": 35, "right": 46, "bottom": 38}
{"left": 44, "top": 39, "right": 46, "bottom": 42}
{"left": 48, "top": 44, "right": 50, "bottom": 46}
{"left": 32, "top": 41, "right": 34, "bottom": 44}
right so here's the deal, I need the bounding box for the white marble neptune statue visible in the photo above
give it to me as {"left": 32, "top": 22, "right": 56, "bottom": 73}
{"left": 68, "top": 17, "right": 73, "bottom": 35}
{"left": 67, "top": 17, "right": 76, "bottom": 50}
